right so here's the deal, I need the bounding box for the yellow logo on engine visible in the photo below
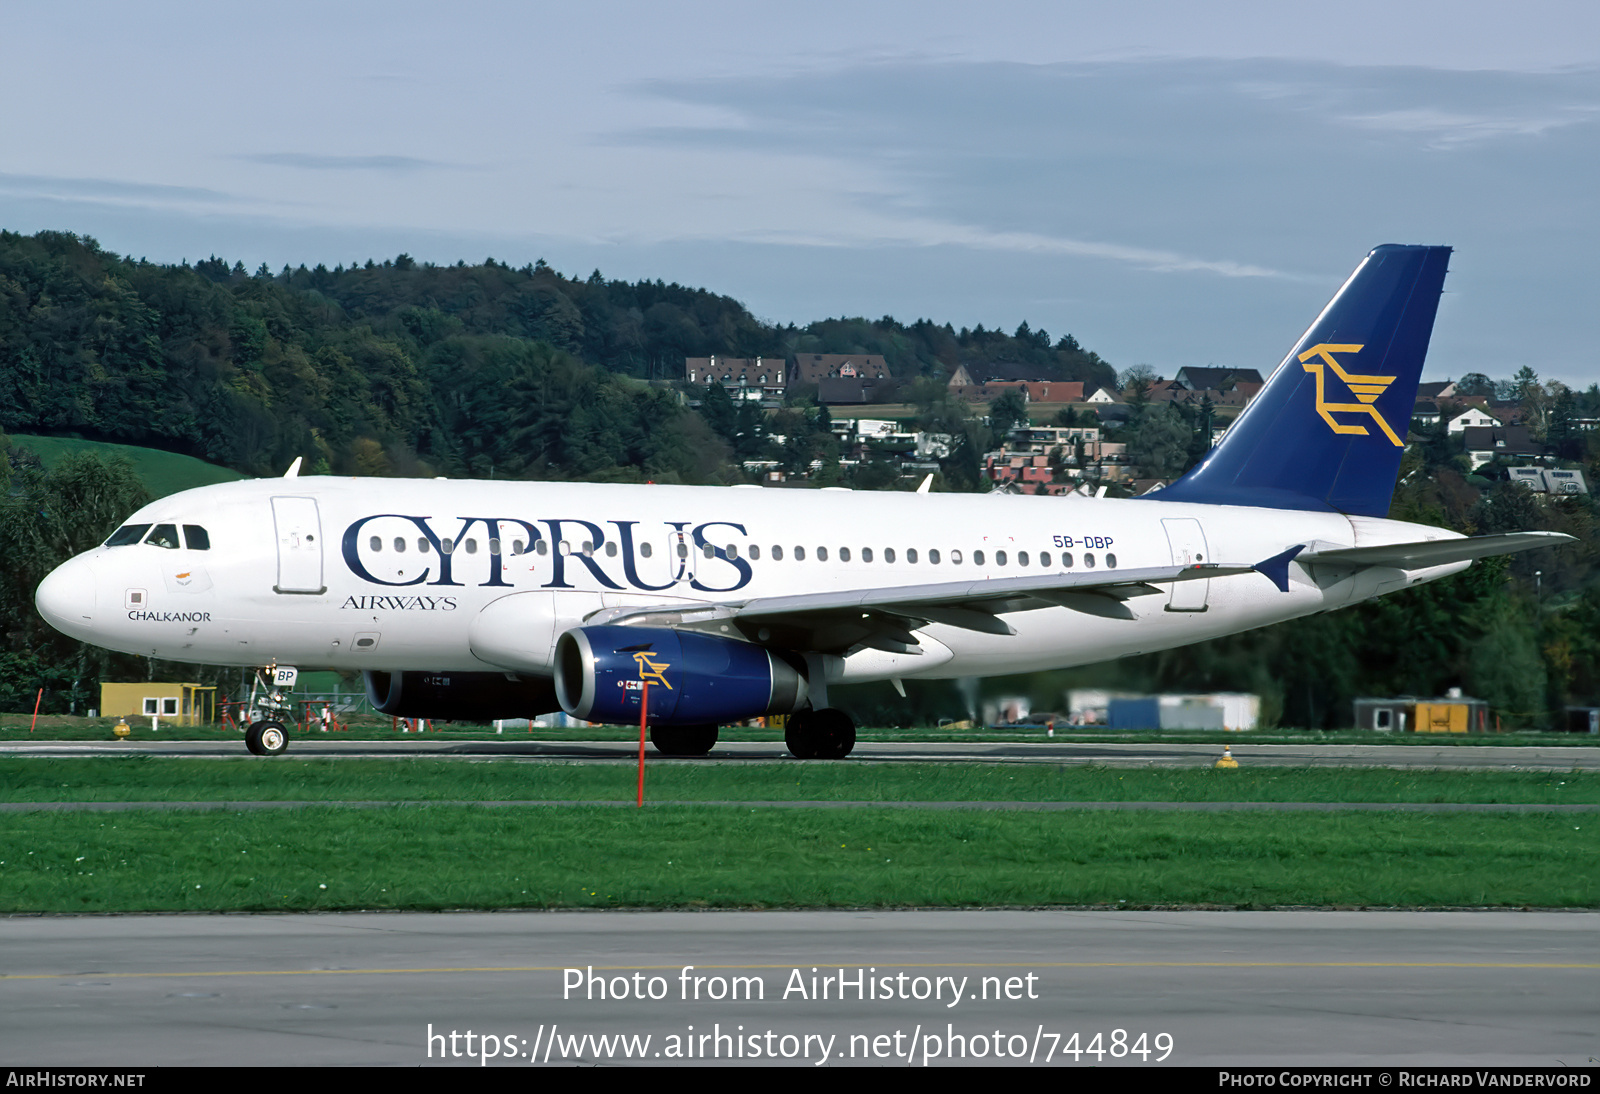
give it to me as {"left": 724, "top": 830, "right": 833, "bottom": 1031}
{"left": 1297, "top": 343, "right": 1403, "bottom": 446}
{"left": 633, "top": 650, "right": 674, "bottom": 689}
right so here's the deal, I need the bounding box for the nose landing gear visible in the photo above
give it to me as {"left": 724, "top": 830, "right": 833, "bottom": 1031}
{"left": 241, "top": 664, "right": 297, "bottom": 756}
{"left": 244, "top": 720, "right": 289, "bottom": 755}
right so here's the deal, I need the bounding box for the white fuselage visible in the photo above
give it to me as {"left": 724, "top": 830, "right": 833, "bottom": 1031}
{"left": 35, "top": 476, "right": 1466, "bottom": 685}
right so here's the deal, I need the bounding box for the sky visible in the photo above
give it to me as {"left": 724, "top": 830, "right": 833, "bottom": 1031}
{"left": 2, "top": 1, "right": 1598, "bottom": 385}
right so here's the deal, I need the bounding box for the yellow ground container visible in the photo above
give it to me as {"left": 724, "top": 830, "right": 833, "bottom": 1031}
{"left": 99, "top": 683, "right": 216, "bottom": 725}
{"left": 1414, "top": 701, "right": 1470, "bottom": 734}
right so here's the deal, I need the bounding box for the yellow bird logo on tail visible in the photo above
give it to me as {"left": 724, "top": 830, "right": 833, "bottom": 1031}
{"left": 1297, "top": 343, "right": 1403, "bottom": 446}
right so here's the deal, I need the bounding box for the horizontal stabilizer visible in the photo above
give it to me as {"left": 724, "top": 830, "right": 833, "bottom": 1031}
{"left": 1300, "top": 531, "right": 1575, "bottom": 570}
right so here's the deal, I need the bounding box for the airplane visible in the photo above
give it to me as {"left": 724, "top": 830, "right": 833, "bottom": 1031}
{"left": 34, "top": 244, "right": 1573, "bottom": 759}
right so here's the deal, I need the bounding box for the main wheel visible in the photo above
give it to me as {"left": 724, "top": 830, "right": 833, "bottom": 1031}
{"left": 649, "top": 723, "right": 718, "bottom": 757}
{"left": 786, "top": 708, "right": 856, "bottom": 759}
{"left": 784, "top": 710, "right": 817, "bottom": 759}
{"left": 245, "top": 720, "right": 289, "bottom": 756}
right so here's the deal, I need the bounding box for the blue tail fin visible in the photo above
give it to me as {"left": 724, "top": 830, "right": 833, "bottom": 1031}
{"left": 1147, "top": 244, "right": 1451, "bottom": 517}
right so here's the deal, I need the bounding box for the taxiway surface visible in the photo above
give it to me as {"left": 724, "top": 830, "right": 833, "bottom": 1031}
{"left": 2, "top": 910, "right": 1594, "bottom": 1067}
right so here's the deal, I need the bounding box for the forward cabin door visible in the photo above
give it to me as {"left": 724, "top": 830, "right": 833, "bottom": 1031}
{"left": 1161, "top": 517, "right": 1210, "bottom": 612}
{"left": 271, "top": 496, "right": 326, "bottom": 594}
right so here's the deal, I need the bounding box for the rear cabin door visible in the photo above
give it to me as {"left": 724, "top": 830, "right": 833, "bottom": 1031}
{"left": 271, "top": 496, "right": 325, "bottom": 594}
{"left": 1161, "top": 517, "right": 1210, "bottom": 612}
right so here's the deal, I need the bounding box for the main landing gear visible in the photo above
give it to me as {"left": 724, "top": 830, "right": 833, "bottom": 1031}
{"left": 785, "top": 708, "right": 856, "bottom": 760}
{"left": 650, "top": 724, "right": 719, "bottom": 757}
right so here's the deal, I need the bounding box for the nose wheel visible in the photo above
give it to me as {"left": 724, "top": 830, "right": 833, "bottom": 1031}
{"left": 245, "top": 720, "right": 289, "bottom": 756}
{"left": 785, "top": 708, "right": 856, "bottom": 759}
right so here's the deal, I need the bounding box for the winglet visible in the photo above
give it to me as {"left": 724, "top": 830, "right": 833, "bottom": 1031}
{"left": 1254, "top": 545, "right": 1306, "bottom": 593}
{"left": 916, "top": 474, "right": 933, "bottom": 494}
{"left": 284, "top": 457, "right": 303, "bottom": 479}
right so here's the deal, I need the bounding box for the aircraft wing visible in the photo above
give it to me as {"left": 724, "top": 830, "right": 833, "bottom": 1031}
{"left": 1298, "top": 531, "right": 1575, "bottom": 570}
{"left": 588, "top": 562, "right": 1254, "bottom": 654}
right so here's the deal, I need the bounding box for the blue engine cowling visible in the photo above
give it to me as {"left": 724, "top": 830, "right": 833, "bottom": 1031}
{"left": 554, "top": 626, "right": 808, "bottom": 726}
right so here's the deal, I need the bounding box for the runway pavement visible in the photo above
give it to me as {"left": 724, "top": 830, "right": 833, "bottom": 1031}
{"left": 6, "top": 737, "right": 1600, "bottom": 769}
{"left": 2, "top": 910, "right": 1594, "bottom": 1067}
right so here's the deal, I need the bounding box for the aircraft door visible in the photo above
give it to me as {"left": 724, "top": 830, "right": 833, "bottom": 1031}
{"left": 1161, "top": 517, "right": 1210, "bottom": 612}
{"left": 271, "top": 496, "right": 326, "bottom": 594}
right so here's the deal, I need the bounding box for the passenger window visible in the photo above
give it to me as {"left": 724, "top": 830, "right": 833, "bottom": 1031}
{"left": 703, "top": 543, "right": 715, "bottom": 559}
{"left": 907, "top": 548, "right": 918, "bottom": 563}
{"left": 817, "top": 547, "right": 829, "bottom": 561}
{"left": 676, "top": 542, "right": 688, "bottom": 558}
{"left": 996, "top": 550, "right": 1008, "bottom": 566}
{"left": 1062, "top": 552, "right": 1073, "bottom": 568}
{"left": 1106, "top": 553, "right": 1117, "bottom": 568}
{"left": 772, "top": 545, "right": 783, "bottom": 560}
{"left": 1085, "top": 553, "right": 1096, "bottom": 568}
{"left": 582, "top": 541, "right": 594, "bottom": 557}
{"left": 749, "top": 545, "right": 760, "bottom": 560}
{"left": 1018, "top": 551, "right": 1029, "bottom": 567}
{"left": 105, "top": 524, "right": 151, "bottom": 547}
{"left": 465, "top": 539, "right": 478, "bottom": 554}
{"left": 182, "top": 525, "right": 210, "bottom": 550}
{"left": 1040, "top": 551, "right": 1051, "bottom": 567}
{"left": 490, "top": 538, "right": 503, "bottom": 554}
{"left": 512, "top": 540, "right": 526, "bottom": 555}
{"left": 442, "top": 538, "right": 455, "bottom": 554}
{"left": 727, "top": 544, "right": 739, "bottom": 560}
{"left": 884, "top": 547, "right": 895, "bottom": 563}
{"left": 370, "top": 536, "right": 382, "bottom": 552}
{"left": 536, "top": 540, "right": 549, "bottom": 556}
{"left": 418, "top": 538, "right": 431, "bottom": 553}
{"left": 605, "top": 542, "right": 618, "bottom": 557}
{"left": 639, "top": 541, "right": 652, "bottom": 558}
{"left": 974, "top": 550, "right": 985, "bottom": 565}
{"left": 950, "top": 549, "right": 962, "bottom": 564}
{"left": 929, "top": 549, "right": 940, "bottom": 564}
{"left": 839, "top": 547, "right": 851, "bottom": 562}
{"left": 145, "top": 525, "right": 180, "bottom": 549}
{"left": 393, "top": 537, "right": 407, "bottom": 553}
{"left": 861, "top": 547, "right": 872, "bottom": 562}
{"left": 794, "top": 546, "right": 806, "bottom": 561}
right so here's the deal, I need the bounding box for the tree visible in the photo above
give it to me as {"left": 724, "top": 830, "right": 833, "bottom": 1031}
{"left": 1130, "top": 404, "right": 1189, "bottom": 479}
{"left": 987, "top": 389, "right": 1028, "bottom": 436}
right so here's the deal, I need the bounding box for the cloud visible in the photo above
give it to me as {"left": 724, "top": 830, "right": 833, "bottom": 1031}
{"left": 1337, "top": 105, "right": 1600, "bottom": 147}
{"left": 235, "top": 153, "right": 445, "bottom": 172}
{"left": 0, "top": 172, "right": 233, "bottom": 206}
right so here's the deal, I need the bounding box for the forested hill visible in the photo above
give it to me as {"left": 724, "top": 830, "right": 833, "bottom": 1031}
{"left": 0, "top": 230, "right": 1115, "bottom": 481}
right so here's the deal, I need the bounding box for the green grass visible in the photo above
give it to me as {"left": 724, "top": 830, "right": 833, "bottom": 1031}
{"left": 5, "top": 714, "right": 1596, "bottom": 746}
{"left": 2, "top": 757, "right": 1595, "bottom": 805}
{"left": 10, "top": 434, "right": 243, "bottom": 498}
{"left": 2, "top": 807, "right": 1593, "bottom": 913}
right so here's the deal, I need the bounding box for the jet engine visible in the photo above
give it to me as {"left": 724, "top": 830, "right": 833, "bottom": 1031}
{"left": 554, "top": 625, "right": 807, "bottom": 726}
{"left": 363, "top": 671, "right": 559, "bottom": 721}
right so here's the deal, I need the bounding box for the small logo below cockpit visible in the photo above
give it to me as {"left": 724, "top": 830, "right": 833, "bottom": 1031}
{"left": 1297, "top": 343, "right": 1403, "bottom": 446}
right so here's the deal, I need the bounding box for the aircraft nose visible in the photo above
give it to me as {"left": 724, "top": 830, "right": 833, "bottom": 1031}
{"left": 35, "top": 556, "right": 99, "bottom": 636}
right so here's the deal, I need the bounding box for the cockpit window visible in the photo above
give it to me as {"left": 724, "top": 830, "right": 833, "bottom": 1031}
{"left": 104, "top": 524, "right": 151, "bottom": 547}
{"left": 144, "top": 524, "right": 181, "bottom": 549}
{"left": 182, "top": 525, "right": 211, "bottom": 551}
